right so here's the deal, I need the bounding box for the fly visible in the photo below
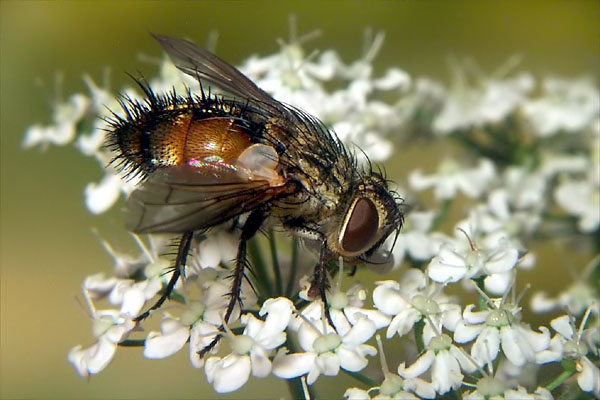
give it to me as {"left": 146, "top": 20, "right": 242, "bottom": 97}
{"left": 106, "top": 34, "right": 404, "bottom": 356}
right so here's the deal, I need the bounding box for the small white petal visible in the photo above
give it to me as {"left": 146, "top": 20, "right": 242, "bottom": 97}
{"left": 431, "top": 350, "right": 463, "bottom": 394}
{"left": 500, "top": 327, "right": 533, "bottom": 367}
{"left": 472, "top": 327, "right": 500, "bottom": 366}
{"left": 454, "top": 321, "right": 484, "bottom": 343}
{"left": 205, "top": 354, "right": 251, "bottom": 393}
{"left": 250, "top": 347, "right": 272, "bottom": 378}
{"left": 485, "top": 247, "right": 519, "bottom": 273}
{"left": 84, "top": 174, "right": 123, "bottom": 214}
{"left": 550, "top": 315, "right": 574, "bottom": 339}
{"left": 343, "top": 317, "right": 376, "bottom": 344}
{"left": 120, "top": 285, "right": 145, "bottom": 317}
{"left": 272, "top": 349, "right": 314, "bottom": 379}
{"left": 144, "top": 318, "right": 189, "bottom": 359}
{"left": 337, "top": 346, "right": 369, "bottom": 372}
{"left": 483, "top": 272, "right": 513, "bottom": 296}
{"left": 344, "top": 387, "right": 371, "bottom": 400}
{"left": 87, "top": 337, "right": 117, "bottom": 374}
{"left": 398, "top": 350, "right": 434, "bottom": 378}
{"left": 189, "top": 322, "right": 219, "bottom": 367}
{"left": 316, "top": 352, "right": 340, "bottom": 376}
{"left": 577, "top": 357, "right": 600, "bottom": 396}
{"left": 373, "top": 281, "right": 405, "bottom": 315}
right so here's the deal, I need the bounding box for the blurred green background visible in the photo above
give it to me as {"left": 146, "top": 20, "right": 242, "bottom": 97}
{"left": 1, "top": 1, "right": 598, "bottom": 399}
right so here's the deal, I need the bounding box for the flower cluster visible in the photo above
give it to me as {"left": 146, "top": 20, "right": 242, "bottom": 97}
{"left": 26, "top": 25, "right": 599, "bottom": 399}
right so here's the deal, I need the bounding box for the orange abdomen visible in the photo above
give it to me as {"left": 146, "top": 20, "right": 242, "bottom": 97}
{"left": 117, "top": 109, "right": 253, "bottom": 168}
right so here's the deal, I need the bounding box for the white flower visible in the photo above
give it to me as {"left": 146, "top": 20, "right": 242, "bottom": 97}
{"left": 530, "top": 256, "right": 599, "bottom": 316}
{"left": 23, "top": 92, "right": 90, "bottom": 149}
{"left": 554, "top": 171, "right": 600, "bottom": 233}
{"left": 194, "top": 229, "right": 240, "bottom": 269}
{"left": 409, "top": 158, "right": 496, "bottom": 201}
{"left": 205, "top": 297, "right": 294, "bottom": 393}
{"left": 432, "top": 58, "right": 533, "bottom": 134}
{"left": 298, "top": 281, "right": 390, "bottom": 334}
{"left": 67, "top": 288, "right": 139, "bottom": 377}
{"left": 373, "top": 269, "right": 461, "bottom": 341}
{"left": 398, "top": 333, "right": 476, "bottom": 395}
{"left": 546, "top": 313, "right": 600, "bottom": 397}
{"left": 473, "top": 188, "right": 541, "bottom": 241}
{"left": 273, "top": 315, "right": 377, "bottom": 385}
{"left": 382, "top": 210, "right": 444, "bottom": 268}
{"left": 463, "top": 377, "right": 552, "bottom": 400}
{"left": 427, "top": 226, "right": 519, "bottom": 295}
{"left": 522, "top": 76, "right": 599, "bottom": 136}
{"left": 454, "top": 303, "right": 550, "bottom": 368}
{"left": 84, "top": 173, "right": 124, "bottom": 214}
{"left": 142, "top": 279, "right": 233, "bottom": 366}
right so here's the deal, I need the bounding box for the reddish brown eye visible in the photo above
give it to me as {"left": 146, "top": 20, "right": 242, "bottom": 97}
{"left": 341, "top": 197, "right": 379, "bottom": 253}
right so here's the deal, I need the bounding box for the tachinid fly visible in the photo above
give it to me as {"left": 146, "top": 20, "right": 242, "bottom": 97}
{"left": 107, "top": 34, "right": 403, "bottom": 355}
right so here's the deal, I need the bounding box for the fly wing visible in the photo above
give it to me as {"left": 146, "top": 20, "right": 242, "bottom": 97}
{"left": 125, "top": 163, "right": 285, "bottom": 234}
{"left": 152, "top": 34, "right": 279, "bottom": 108}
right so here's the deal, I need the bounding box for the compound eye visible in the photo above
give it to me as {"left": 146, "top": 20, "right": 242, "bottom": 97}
{"left": 341, "top": 197, "right": 379, "bottom": 253}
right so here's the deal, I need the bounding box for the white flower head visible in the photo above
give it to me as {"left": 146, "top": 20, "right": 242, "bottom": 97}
{"left": 454, "top": 296, "right": 551, "bottom": 368}
{"left": 522, "top": 76, "right": 600, "bottom": 137}
{"left": 298, "top": 259, "right": 391, "bottom": 333}
{"left": 378, "top": 210, "right": 444, "bottom": 269}
{"left": 398, "top": 333, "right": 476, "bottom": 395}
{"left": 546, "top": 309, "right": 600, "bottom": 397}
{"left": 205, "top": 297, "right": 294, "bottom": 393}
{"left": 530, "top": 256, "right": 599, "bottom": 316}
{"left": 463, "top": 376, "right": 553, "bottom": 400}
{"left": 373, "top": 269, "right": 461, "bottom": 341}
{"left": 23, "top": 80, "right": 90, "bottom": 149}
{"left": 427, "top": 224, "right": 520, "bottom": 295}
{"left": 344, "top": 335, "right": 436, "bottom": 399}
{"left": 67, "top": 287, "right": 138, "bottom": 377}
{"left": 409, "top": 158, "right": 496, "bottom": 201}
{"left": 432, "top": 57, "right": 533, "bottom": 134}
{"left": 142, "top": 279, "right": 233, "bottom": 367}
{"left": 273, "top": 306, "right": 377, "bottom": 385}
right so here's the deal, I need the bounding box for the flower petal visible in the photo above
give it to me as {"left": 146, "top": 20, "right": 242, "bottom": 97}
{"left": 205, "top": 354, "right": 251, "bottom": 393}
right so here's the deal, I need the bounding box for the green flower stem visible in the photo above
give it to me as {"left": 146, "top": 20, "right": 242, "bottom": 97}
{"left": 118, "top": 339, "right": 146, "bottom": 347}
{"left": 431, "top": 199, "right": 452, "bottom": 231}
{"left": 472, "top": 277, "right": 487, "bottom": 310}
{"left": 285, "top": 237, "right": 300, "bottom": 298}
{"left": 545, "top": 369, "right": 576, "bottom": 392}
{"left": 269, "top": 228, "right": 284, "bottom": 296}
{"left": 342, "top": 369, "right": 378, "bottom": 388}
{"left": 414, "top": 319, "right": 425, "bottom": 354}
{"left": 248, "top": 237, "right": 273, "bottom": 298}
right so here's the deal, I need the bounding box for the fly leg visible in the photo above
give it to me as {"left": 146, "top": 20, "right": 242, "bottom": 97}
{"left": 134, "top": 230, "right": 194, "bottom": 322}
{"left": 198, "top": 209, "right": 265, "bottom": 357}
{"left": 308, "top": 242, "right": 336, "bottom": 331}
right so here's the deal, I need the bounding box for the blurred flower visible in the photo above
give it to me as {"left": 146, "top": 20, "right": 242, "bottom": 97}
{"left": 409, "top": 158, "right": 496, "bottom": 201}
{"left": 432, "top": 58, "right": 534, "bottom": 134}
{"left": 522, "top": 76, "right": 599, "bottom": 137}
{"left": 544, "top": 312, "right": 600, "bottom": 397}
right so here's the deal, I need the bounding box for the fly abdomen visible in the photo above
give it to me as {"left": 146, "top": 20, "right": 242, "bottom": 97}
{"left": 107, "top": 86, "right": 256, "bottom": 178}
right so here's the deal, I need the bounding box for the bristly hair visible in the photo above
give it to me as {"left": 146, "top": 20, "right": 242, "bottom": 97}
{"left": 103, "top": 77, "right": 261, "bottom": 181}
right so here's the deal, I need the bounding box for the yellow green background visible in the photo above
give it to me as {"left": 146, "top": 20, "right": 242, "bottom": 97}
{"left": 1, "top": 1, "right": 598, "bottom": 399}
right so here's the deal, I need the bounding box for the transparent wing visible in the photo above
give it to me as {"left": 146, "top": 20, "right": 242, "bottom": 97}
{"left": 152, "top": 34, "right": 279, "bottom": 108}
{"left": 125, "top": 163, "right": 285, "bottom": 233}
